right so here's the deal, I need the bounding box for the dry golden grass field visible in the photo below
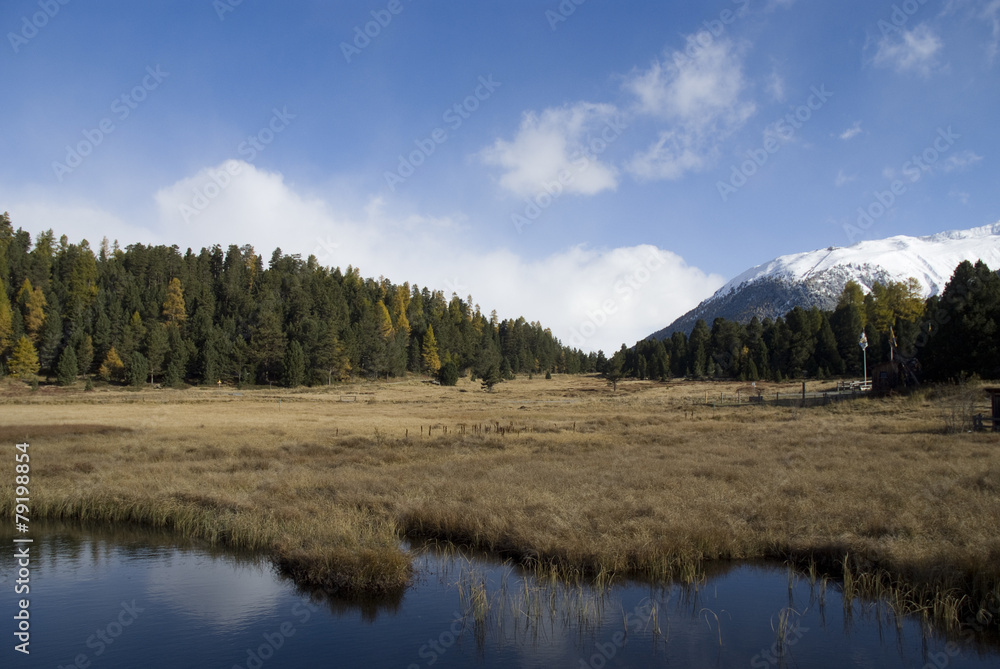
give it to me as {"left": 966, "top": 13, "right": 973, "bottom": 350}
{"left": 1, "top": 374, "right": 998, "bottom": 631}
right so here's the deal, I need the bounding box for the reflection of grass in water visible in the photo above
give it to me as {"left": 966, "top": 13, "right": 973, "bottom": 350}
{"left": 771, "top": 607, "right": 802, "bottom": 659}
{"left": 454, "top": 558, "right": 617, "bottom": 649}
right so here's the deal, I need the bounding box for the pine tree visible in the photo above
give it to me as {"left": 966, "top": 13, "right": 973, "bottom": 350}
{"left": 119, "top": 311, "right": 145, "bottom": 363}
{"left": 500, "top": 356, "right": 514, "bottom": 380}
{"left": 37, "top": 293, "right": 63, "bottom": 374}
{"left": 162, "top": 277, "right": 187, "bottom": 324}
{"left": 438, "top": 359, "right": 459, "bottom": 386}
{"left": 251, "top": 304, "right": 286, "bottom": 385}
{"left": 390, "top": 285, "right": 410, "bottom": 335}
{"left": 283, "top": 340, "right": 305, "bottom": 387}
{"left": 605, "top": 349, "right": 625, "bottom": 391}
{"left": 18, "top": 279, "right": 46, "bottom": 343}
{"left": 56, "top": 345, "right": 78, "bottom": 386}
{"left": 98, "top": 347, "right": 126, "bottom": 383}
{"left": 481, "top": 361, "right": 502, "bottom": 392}
{"left": 377, "top": 300, "right": 394, "bottom": 340}
{"left": 0, "top": 279, "right": 12, "bottom": 354}
{"left": 144, "top": 325, "right": 169, "bottom": 384}
{"left": 163, "top": 326, "right": 188, "bottom": 387}
{"left": 8, "top": 336, "right": 40, "bottom": 379}
{"left": 422, "top": 325, "right": 441, "bottom": 374}
{"left": 76, "top": 335, "right": 94, "bottom": 375}
{"left": 127, "top": 352, "right": 149, "bottom": 387}
{"left": 315, "top": 324, "right": 350, "bottom": 384}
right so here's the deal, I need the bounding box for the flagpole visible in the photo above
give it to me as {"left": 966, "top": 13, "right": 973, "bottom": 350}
{"left": 859, "top": 332, "right": 868, "bottom": 390}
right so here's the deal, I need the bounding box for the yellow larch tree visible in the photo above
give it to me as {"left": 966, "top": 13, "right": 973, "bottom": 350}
{"left": 422, "top": 325, "right": 441, "bottom": 374}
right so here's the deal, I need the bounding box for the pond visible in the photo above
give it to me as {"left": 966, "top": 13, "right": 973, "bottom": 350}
{"left": 2, "top": 523, "right": 998, "bottom": 668}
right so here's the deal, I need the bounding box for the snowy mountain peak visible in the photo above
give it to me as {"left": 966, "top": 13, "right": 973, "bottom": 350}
{"left": 650, "top": 222, "right": 1000, "bottom": 339}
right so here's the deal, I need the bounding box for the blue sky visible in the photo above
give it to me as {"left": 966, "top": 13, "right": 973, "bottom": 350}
{"left": 2, "top": 0, "right": 998, "bottom": 352}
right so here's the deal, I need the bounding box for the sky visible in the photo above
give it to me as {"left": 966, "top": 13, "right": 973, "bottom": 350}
{"left": 1, "top": 0, "right": 998, "bottom": 353}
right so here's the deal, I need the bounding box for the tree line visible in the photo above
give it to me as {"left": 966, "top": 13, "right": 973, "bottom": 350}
{"left": 607, "top": 259, "right": 1000, "bottom": 383}
{"left": 0, "top": 215, "right": 605, "bottom": 388}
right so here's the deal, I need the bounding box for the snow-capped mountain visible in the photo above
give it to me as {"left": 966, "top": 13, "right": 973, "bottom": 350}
{"left": 649, "top": 222, "right": 1000, "bottom": 339}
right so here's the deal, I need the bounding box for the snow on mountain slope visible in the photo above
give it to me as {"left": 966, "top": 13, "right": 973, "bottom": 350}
{"left": 650, "top": 222, "right": 1000, "bottom": 339}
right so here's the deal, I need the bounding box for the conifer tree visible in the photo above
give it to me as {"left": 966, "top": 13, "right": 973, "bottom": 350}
{"left": 162, "top": 277, "right": 187, "bottom": 324}
{"left": 438, "top": 359, "right": 459, "bottom": 386}
{"left": 9, "top": 336, "right": 40, "bottom": 379}
{"left": 56, "top": 345, "right": 77, "bottom": 386}
{"left": 163, "top": 326, "right": 188, "bottom": 387}
{"left": 76, "top": 335, "right": 94, "bottom": 375}
{"left": 144, "top": 325, "right": 169, "bottom": 385}
{"left": 128, "top": 351, "right": 149, "bottom": 387}
{"left": 0, "top": 278, "right": 12, "bottom": 355}
{"left": 283, "top": 340, "right": 305, "bottom": 387}
{"left": 18, "top": 279, "right": 46, "bottom": 343}
{"left": 119, "top": 311, "right": 145, "bottom": 363}
{"left": 98, "top": 346, "right": 126, "bottom": 383}
{"left": 315, "top": 324, "right": 350, "bottom": 384}
{"left": 604, "top": 349, "right": 624, "bottom": 391}
{"left": 422, "top": 325, "right": 441, "bottom": 374}
{"left": 481, "top": 361, "right": 502, "bottom": 392}
{"left": 377, "top": 300, "right": 394, "bottom": 340}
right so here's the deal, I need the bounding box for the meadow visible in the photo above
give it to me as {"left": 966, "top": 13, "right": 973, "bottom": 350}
{"left": 1, "top": 374, "right": 998, "bottom": 632}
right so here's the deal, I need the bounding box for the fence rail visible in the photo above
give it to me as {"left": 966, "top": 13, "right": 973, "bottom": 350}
{"left": 704, "top": 388, "right": 870, "bottom": 408}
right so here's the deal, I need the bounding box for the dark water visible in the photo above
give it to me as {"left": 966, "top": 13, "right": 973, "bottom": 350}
{"left": 2, "top": 524, "right": 999, "bottom": 668}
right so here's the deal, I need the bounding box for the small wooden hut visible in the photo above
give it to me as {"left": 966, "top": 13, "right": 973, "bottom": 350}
{"left": 982, "top": 388, "right": 1000, "bottom": 432}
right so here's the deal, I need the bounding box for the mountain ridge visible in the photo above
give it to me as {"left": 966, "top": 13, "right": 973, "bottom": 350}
{"left": 649, "top": 222, "right": 1000, "bottom": 340}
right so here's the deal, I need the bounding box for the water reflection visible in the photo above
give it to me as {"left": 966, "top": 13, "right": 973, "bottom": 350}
{"left": 0, "top": 522, "right": 997, "bottom": 668}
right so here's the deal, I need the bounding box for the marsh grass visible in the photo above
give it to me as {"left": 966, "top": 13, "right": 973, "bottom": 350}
{"left": 1, "top": 374, "right": 997, "bottom": 631}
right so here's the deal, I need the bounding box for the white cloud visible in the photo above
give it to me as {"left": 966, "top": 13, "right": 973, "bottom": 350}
{"left": 986, "top": 0, "right": 1000, "bottom": 63}
{"left": 625, "top": 38, "right": 753, "bottom": 127}
{"left": 873, "top": 24, "right": 944, "bottom": 76}
{"left": 624, "top": 37, "right": 756, "bottom": 180}
{"left": 949, "top": 188, "right": 971, "bottom": 204}
{"left": 479, "top": 102, "right": 621, "bottom": 198}
{"left": 943, "top": 0, "right": 1000, "bottom": 64}
{"left": 765, "top": 70, "right": 786, "bottom": 102}
{"left": 627, "top": 130, "right": 710, "bottom": 181}
{"left": 839, "top": 121, "right": 863, "bottom": 140}
{"left": 7, "top": 162, "right": 722, "bottom": 354}
{"left": 835, "top": 170, "right": 857, "bottom": 187}
{"left": 941, "top": 149, "right": 983, "bottom": 171}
